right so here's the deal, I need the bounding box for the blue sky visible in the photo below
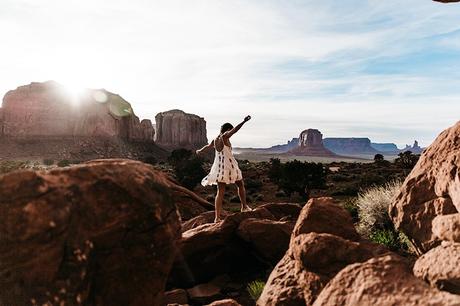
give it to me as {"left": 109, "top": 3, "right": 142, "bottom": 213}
{"left": 1, "top": 0, "right": 459, "bottom": 147}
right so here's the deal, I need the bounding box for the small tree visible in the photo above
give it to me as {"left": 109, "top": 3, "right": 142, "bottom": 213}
{"left": 374, "top": 154, "right": 384, "bottom": 163}
{"left": 168, "top": 149, "right": 206, "bottom": 190}
{"left": 395, "top": 151, "right": 419, "bottom": 169}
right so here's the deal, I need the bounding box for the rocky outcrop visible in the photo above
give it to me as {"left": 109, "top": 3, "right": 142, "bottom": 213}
{"left": 155, "top": 109, "right": 208, "bottom": 150}
{"left": 432, "top": 214, "right": 460, "bottom": 243}
{"left": 323, "top": 137, "right": 378, "bottom": 155}
{"left": 1, "top": 81, "right": 155, "bottom": 142}
{"left": 434, "top": 0, "right": 460, "bottom": 3}
{"left": 389, "top": 121, "right": 460, "bottom": 254}
{"left": 402, "top": 140, "right": 424, "bottom": 154}
{"left": 288, "top": 129, "right": 336, "bottom": 157}
{"left": 414, "top": 242, "right": 460, "bottom": 294}
{"left": 313, "top": 254, "right": 460, "bottom": 306}
{"left": 0, "top": 159, "right": 181, "bottom": 306}
{"left": 169, "top": 203, "right": 302, "bottom": 288}
{"left": 258, "top": 198, "right": 388, "bottom": 306}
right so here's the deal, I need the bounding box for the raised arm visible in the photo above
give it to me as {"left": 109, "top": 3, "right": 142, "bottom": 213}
{"left": 196, "top": 139, "right": 215, "bottom": 155}
{"left": 223, "top": 115, "right": 251, "bottom": 139}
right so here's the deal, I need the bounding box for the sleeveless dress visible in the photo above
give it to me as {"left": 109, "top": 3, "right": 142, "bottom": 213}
{"left": 201, "top": 143, "right": 243, "bottom": 186}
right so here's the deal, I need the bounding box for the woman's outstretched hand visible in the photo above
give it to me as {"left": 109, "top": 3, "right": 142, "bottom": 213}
{"left": 244, "top": 115, "right": 251, "bottom": 122}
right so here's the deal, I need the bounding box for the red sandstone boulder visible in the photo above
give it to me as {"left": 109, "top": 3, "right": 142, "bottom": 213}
{"left": 258, "top": 232, "right": 387, "bottom": 306}
{"left": 292, "top": 197, "right": 360, "bottom": 242}
{"left": 389, "top": 121, "right": 460, "bottom": 254}
{"left": 432, "top": 213, "right": 460, "bottom": 243}
{"left": 414, "top": 242, "right": 460, "bottom": 294}
{"left": 0, "top": 159, "right": 181, "bottom": 306}
{"left": 257, "top": 198, "right": 388, "bottom": 305}
{"left": 313, "top": 254, "right": 460, "bottom": 306}
{"left": 169, "top": 204, "right": 301, "bottom": 288}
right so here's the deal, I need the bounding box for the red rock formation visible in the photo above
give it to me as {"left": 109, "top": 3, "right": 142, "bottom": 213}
{"left": 389, "top": 121, "right": 460, "bottom": 254}
{"left": 0, "top": 81, "right": 155, "bottom": 142}
{"left": 434, "top": 0, "right": 460, "bottom": 2}
{"left": 155, "top": 109, "right": 207, "bottom": 150}
{"left": 288, "top": 129, "right": 336, "bottom": 156}
{"left": 0, "top": 159, "right": 181, "bottom": 306}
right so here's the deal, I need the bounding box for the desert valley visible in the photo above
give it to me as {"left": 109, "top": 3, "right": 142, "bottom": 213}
{"left": 2, "top": 0, "right": 460, "bottom": 306}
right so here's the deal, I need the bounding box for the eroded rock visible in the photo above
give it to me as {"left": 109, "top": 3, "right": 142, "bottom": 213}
{"left": 432, "top": 213, "right": 460, "bottom": 243}
{"left": 0, "top": 159, "right": 181, "bottom": 306}
{"left": 389, "top": 121, "right": 460, "bottom": 254}
{"left": 414, "top": 242, "right": 460, "bottom": 294}
{"left": 313, "top": 254, "right": 460, "bottom": 306}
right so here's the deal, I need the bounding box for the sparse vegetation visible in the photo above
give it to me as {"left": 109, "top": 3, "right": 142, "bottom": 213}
{"left": 394, "top": 151, "right": 420, "bottom": 169}
{"left": 354, "top": 180, "right": 411, "bottom": 252}
{"left": 247, "top": 280, "right": 265, "bottom": 301}
{"left": 57, "top": 159, "right": 71, "bottom": 167}
{"left": 268, "top": 159, "right": 327, "bottom": 200}
{"left": 168, "top": 149, "right": 206, "bottom": 190}
{"left": 43, "top": 158, "right": 54, "bottom": 166}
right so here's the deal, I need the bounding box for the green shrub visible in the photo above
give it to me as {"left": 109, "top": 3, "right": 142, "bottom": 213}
{"left": 369, "top": 229, "right": 403, "bottom": 251}
{"left": 394, "top": 151, "right": 420, "bottom": 169}
{"left": 268, "top": 159, "right": 327, "bottom": 199}
{"left": 43, "top": 158, "right": 54, "bottom": 166}
{"left": 57, "top": 160, "right": 71, "bottom": 167}
{"left": 342, "top": 198, "right": 359, "bottom": 223}
{"left": 168, "top": 149, "right": 206, "bottom": 190}
{"left": 0, "top": 160, "right": 29, "bottom": 174}
{"left": 247, "top": 280, "right": 265, "bottom": 301}
{"left": 245, "top": 178, "right": 263, "bottom": 190}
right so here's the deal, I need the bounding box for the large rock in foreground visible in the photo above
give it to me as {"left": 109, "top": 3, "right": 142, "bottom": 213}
{"left": 313, "top": 254, "right": 460, "bottom": 306}
{"left": 169, "top": 203, "right": 302, "bottom": 288}
{"left": 155, "top": 109, "right": 208, "bottom": 150}
{"left": 414, "top": 242, "right": 460, "bottom": 294}
{"left": 389, "top": 121, "right": 460, "bottom": 254}
{"left": 258, "top": 198, "right": 387, "bottom": 306}
{"left": 0, "top": 159, "right": 181, "bottom": 306}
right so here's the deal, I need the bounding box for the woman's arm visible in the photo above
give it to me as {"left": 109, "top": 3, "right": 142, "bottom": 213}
{"left": 196, "top": 139, "right": 215, "bottom": 155}
{"left": 223, "top": 115, "right": 251, "bottom": 139}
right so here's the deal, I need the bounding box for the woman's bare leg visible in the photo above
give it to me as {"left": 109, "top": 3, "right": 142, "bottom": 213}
{"left": 236, "top": 180, "right": 251, "bottom": 211}
{"left": 215, "top": 183, "right": 226, "bottom": 222}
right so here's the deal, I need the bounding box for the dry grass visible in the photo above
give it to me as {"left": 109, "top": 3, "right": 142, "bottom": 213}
{"left": 356, "top": 180, "right": 402, "bottom": 237}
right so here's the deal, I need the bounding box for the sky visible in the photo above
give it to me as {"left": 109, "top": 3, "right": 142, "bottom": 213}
{"left": 1, "top": 0, "right": 460, "bottom": 148}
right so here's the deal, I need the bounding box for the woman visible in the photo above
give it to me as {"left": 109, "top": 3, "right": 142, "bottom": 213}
{"left": 196, "top": 115, "right": 252, "bottom": 222}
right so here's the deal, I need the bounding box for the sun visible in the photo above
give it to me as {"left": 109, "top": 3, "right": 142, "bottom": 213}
{"left": 59, "top": 79, "right": 88, "bottom": 106}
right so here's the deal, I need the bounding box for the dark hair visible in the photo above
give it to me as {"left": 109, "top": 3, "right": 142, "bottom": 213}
{"left": 220, "top": 123, "right": 233, "bottom": 134}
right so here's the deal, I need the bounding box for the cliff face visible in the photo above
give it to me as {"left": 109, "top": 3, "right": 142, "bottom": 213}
{"left": 289, "top": 129, "right": 336, "bottom": 156}
{"left": 0, "top": 81, "right": 154, "bottom": 142}
{"left": 155, "top": 109, "right": 207, "bottom": 150}
{"left": 371, "top": 143, "right": 399, "bottom": 153}
{"left": 323, "top": 138, "right": 377, "bottom": 155}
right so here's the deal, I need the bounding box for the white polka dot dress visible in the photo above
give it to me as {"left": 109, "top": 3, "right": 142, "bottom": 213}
{"left": 201, "top": 144, "right": 243, "bottom": 186}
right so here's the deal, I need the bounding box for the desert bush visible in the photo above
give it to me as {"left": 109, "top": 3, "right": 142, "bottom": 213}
{"left": 330, "top": 173, "right": 351, "bottom": 182}
{"left": 245, "top": 178, "right": 263, "bottom": 190}
{"left": 269, "top": 159, "right": 327, "bottom": 199}
{"left": 369, "top": 229, "right": 403, "bottom": 251}
{"left": 342, "top": 198, "right": 359, "bottom": 223}
{"left": 356, "top": 180, "right": 402, "bottom": 237}
{"left": 394, "top": 151, "right": 420, "bottom": 169}
{"left": 57, "top": 159, "right": 71, "bottom": 167}
{"left": 168, "top": 149, "right": 206, "bottom": 190}
{"left": 43, "top": 158, "right": 54, "bottom": 166}
{"left": 373, "top": 153, "right": 384, "bottom": 162}
{"left": 143, "top": 156, "right": 157, "bottom": 165}
{"left": 247, "top": 280, "right": 265, "bottom": 301}
{"left": 0, "top": 160, "right": 29, "bottom": 174}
